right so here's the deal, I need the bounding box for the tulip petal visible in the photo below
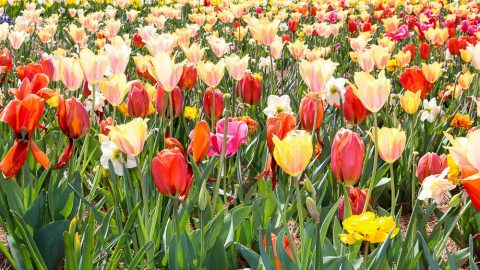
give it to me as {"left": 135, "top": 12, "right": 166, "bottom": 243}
{"left": 0, "top": 140, "right": 29, "bottom": 178}
{"left": 29, "top": 140, "right": 50, "bottom": 169}
{"left": 54, "top": 139, "right": 74, "bottom": 170}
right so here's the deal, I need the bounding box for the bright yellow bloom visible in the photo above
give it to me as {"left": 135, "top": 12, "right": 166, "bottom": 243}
{"left": 386, "top": 59, "right": 398, "bottom": 71}
{"left": 272, "top": 130, "right": 313, "bottom": 177}
{"left": 197, "top": 60, "right": 225, "bottom": 88}
{"left": 460, "top": 49, "right": 471, "bottom": 62}
{"left": 399, "top": 90, "right": 421, "bottom": 114}
{"left": 339, "top": 212, "right": 399, "bottom": 245}
{"left": 369, "top": 126, "right": 406, "bottom": 163}
{"left": 184, "top": 106, "right": 200, "bottom": 120}
{"left": 458, "top": 70, "right": 474, "bottom": 90}
{"left": 447, "top": 155, "right": 460, "bottom": 185}
{"left": 108, "top": 118, "right": 148, "bottom": 157}
{"left": 450, "top": 114, "right": 473, "bottom": 130}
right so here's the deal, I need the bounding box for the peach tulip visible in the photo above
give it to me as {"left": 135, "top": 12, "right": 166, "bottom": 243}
{"left": 421, "top": 62, "right": 443, "bottom": 84}
{"left": 247, "top": 17, "right": 280, "bottom": 46}
{"left": 299, "top": 58, "right": 338, "bottom": 93}
{"left": 99, "top": 74, "right": 128, "bottom": 106}
{"left": 197, "top": 60, "right": 225, "bottom": 88}
{"left": 273, "top": 130, "right": 312, "bottom": 177}
{"left": 60, "top": 57, "right": 85, "bottom": 91}
{"left": 369, "top": 126, "right": 406, "bottom": 163}
{"left": 225, "top": 54, "right": 249, "bottom": 81}
{"left": 352, "top": 71, "right": 391, "bottom": 113}
{"left": 79, "top": 48, "right": 108, "bottom": 85}
{"left": 108, "top": 118, "right": 148, "bottom": 157}
{"left": 148, "top": 52, "right": 184, "bottom": 92}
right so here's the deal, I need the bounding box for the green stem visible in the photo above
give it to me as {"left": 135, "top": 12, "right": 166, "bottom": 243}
{"left": 390, "top": 163, "right": 396, "bottom": 215}
{"left": 200, "top": 210, "right": 205, "bottom": 269}
{"left": 173, "top": 198, "right": 180, "bottom": 242}
{"left": 212, "top": 111, "right": 229, "bottom": 210}
{"left": 112, "top": 106, "right": 117, "bottom": 125}
{"left": 295, "top": 176, "right": 305, "bottom": 245}
{"left": 362, "top": 112, "right": 379, "bottom": 213}
{"left": 168, "top": 91, "right": 174, "bottom": 136}
{"left": 136, "top": 157, "right": 149, "bottom": 226}
{"left": 363, "top": 241, "right": 369, "bottom": 267}
{"left": 410, "top": 114, "right": 416, "bottom": 209}
{"left": 342, "top": 185, "right": 352, "bottom": 219}
{"left": 90, "top": 84, "right": 97, "bottom": 125}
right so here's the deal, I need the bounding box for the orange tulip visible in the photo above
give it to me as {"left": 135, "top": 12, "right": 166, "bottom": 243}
{"left": 152, "top": 149, "right": 193, "bottom": 200}
{"left": 10, "top": 73, "right": 55, "bottom": 101}
{"left": 462, "top": 178, "right": 480, "bottom": 211}
{"left": 299, "top": 92, "right": 324, "bottom": 131}
{"left": 55, "top": 96, "right": 90, "bottom": 169}
{"left": 0, "top": 94, "right": 49, "bottom": 178}
{"left": 262, "top": 233, "right": 296, "bottom": 270}
{"left": 188, "top": 120, "right": 211, "bottom": 163}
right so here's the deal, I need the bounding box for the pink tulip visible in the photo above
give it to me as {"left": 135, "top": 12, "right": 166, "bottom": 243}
{"left": 416, "top": 153, "right": 447, "bottom": 182}
{"left": 331, "top": 128, "right": 364, "bottom": 186}
{"left": 208, "top": 118, "right": 248, "bottom": 157}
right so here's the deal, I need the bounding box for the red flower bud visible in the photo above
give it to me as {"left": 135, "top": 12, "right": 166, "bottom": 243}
{"left": 133, "top": 33, "right": 145, "bottom": 47}
{"left": 236, "top": 73, "right": 261, "bottom": 105}
{"left": 338, "top": 188, "right": 371, "bottom": 220}
{"left": 419, "top": 42, "right": 430, "bottom": 60}
{"left": 0, "top": 49, "right": 13, "bottom": 73}
{"left": 152, "top": 149, "right": 193, "bottom": 200}
{"left": 202, "top": 88, "right": 224, "bottom": 119}
{"left": 127, "top": 82, "right": 150, "bottom": 118}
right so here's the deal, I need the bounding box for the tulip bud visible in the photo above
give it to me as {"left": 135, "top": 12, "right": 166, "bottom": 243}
{"left": 448, "top": 192, "right": 462, "bottom": 208}
{"left": 127, "top": 82, "right": 150, "bottom": 118}
{"left": 338, "top": 188, "right": 370, "bottom": 220}
{"left": 202, "top": 88, "right": 224, "bottom": 119}
{"left": 331, "top": 129, "right": 364, "bottom": 186}
{"left": 303, "top": 177, "right": 314, "bottom": 195}
{"left": 177, "top": 65, "right": 198, "bottom": 91}
{"left": 299, "top": 92, "right": 324, "bottom": 131}
{"left": 416, "top": 152, "right": 447, "bottom": 182}
{"left": 342, "top": 86, "right": 370, "bottom": 125}
{"left": 198, "top": 180, "right": 210, "bottom": 211}
{"left": 306, "top": 197, "right": 320, "bottom": 224}
{"left": 156, "top": 85, "right": 183, "bottom": 118}
{"left": 236, "top": 73, "right": 262, "bottom": 105}
{"left": 152, "top": 149, "right": 193, "bottom": 200}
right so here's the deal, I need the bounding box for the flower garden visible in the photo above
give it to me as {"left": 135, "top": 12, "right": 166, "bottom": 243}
{"left": 0, "top": 0, "right": 479, "bottom": 268}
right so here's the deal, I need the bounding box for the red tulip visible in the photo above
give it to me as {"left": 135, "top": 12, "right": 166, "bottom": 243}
{"left": 338, "top": 187, "right": 370, "bottom": 220}
{"left": 419, "top": 43, "right": 430, "bottom": 60}
{"left": 446, "top": 37, "right": 467, "bottom": 55}
{"left": 331, "top": 128, "right": 364, "bottom": 186}
{"left": 403, "top": 44, "right": 416, "bottom": 59}
{"left": 288, "top": 20, "right": 298, "bottom": 33}
{"left": 416, "top": 153, "right": 447, "bottom": 182}
{"left": 133, "top": 33, "right": 145, "bottom": 47}
{"left": 55, "top": 96, "right": 90, "bottom": 169}
{"left": 236, "top": 73, "right": 262, "bottom": 105}
{"left": 262, "top": 233, "right": 296, "bottom": 270}
{"left": 40, "top": 57, "right": 55, "bottom": 80}
{"left": 0, "top": 49, "right": 13, "bottom": 73}
{"left": 462, "top": 178, "right": 480, "bottom": 211}
{"left": 342, "top": 86, "right": 370, "bottom": 125}
{"left": 152, "top": 149, "right": 193, "bottom": 200}
{"left": 202, "top": 88, "right": 224, "bottom": 119}
{"left": 16, "top": 62, "right": 43, "bottom": 81}
{"left": 348, "top": 19, "right": 358, "bottom": 33}
{"left": 10, "top": 73, "right": 56, "bottom": 101}
{"left": 188, "top": 120, "right": 211, "bottom": 163}
{"left": 399, "top": 67, "right": 432, "bottom": 98}
{"left": 127, "top": 82, "right": 150, "bottom": 118}
{"left": 177, "top": 65, "right": 197, "bottom": 91}
{"left": 0, "top": 94, "right": 49, "bottom": 178}
{"left": 281, "top": 34, "right": 291, "bottom": 43}
{"left": 165, "top": 137, "right": 186, "bottom": 156}
{"left": 299, "top": 92, "right": 324, "bottom": 131}
{"left": 156, "top": 86, "right": 183, "bottom": 118}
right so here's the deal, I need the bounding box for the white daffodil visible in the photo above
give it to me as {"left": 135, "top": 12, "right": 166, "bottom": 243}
{"left": 258, "top": 56, "right": 276, "bottom": 73}
{"left": 324, "top": 77, "right": 346, "bottom": 107}
{"left": 100, "top": 140, "right": 137, "bottom": 176}
{"left": 418, "top": 168, "right": 456, "bottom": 205}
{"left": 263, "top": 94, "right": 292, "bottom": 117}
{"left": 420, "top": 98, "right": 441, "bottom": 123}
{"left": 85, "top": 90, "right": 106, "bottom": 113}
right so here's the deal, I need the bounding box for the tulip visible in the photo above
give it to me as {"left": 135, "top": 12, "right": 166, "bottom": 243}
{"left": 421, "top": 62, "right": 443, "bottom": 84}
{"left": 342, "top": 86, "right": 370, "bottom": 124}
{"left": 127, "top": 81, "right": 151, "bottom": 118}
{"left": 0, "top": 48, "right": 12, "bottom": 73}
{"left": 16, "top": 62, "right": 43, "bottom": 81}
{"left": 149, "top": 52, "right": 184, "bottom": 92}
{"left": 207, "top": 36, "right": 227, "bottom": 58}
{"left": 358, "top": 51, "right": 375, "bottom": 73}
{"left": 272, "top": 130, "right": 312, "bottom": 177}
{"left": 287, "top": 39, "right": 307, "bottom": 60}
{"left": 9, "top": 30, "right": 27, "bottom": 50}
{"left": 209, "top": 118, "right": 248, "bottom": 157}
{"left": 458, "top": 71, "right": 474, "bottom": 90}
{"left": 55, "top": 96, "right": 90, "bottom": 169}
{"left": 177, "top": 65, "right": 197, "bottom": 91}
{"left": 299, "top": 58, "right": 338, "bottom": 93}
{"left": 225, "top": 54, "right": 249, "bottom": 81}
{"left": 0, "top": 94, "right": 49, "bottom": 178}
{"left": 202, "top": 88, "right": 224, "bottom": 119}
{"left": 39, "top": 57, "right": 55, "bottom": 80}
{"left": 247, "top": 17, "right": 280, "bottom": 46}
{"left": 236, "top": 73, "right": 262, "bottom": 105}
{"left": 444, "top": 130, "right": 480, "bottom": 180}
{"left": 424, "top": 27, "right": 449, "bottom": 46}
{"left": 188, "top": 120, "right": 211, "bottom": 163}
{"left": 338, "top": 188, "right": 370, "bottom": 221}
{"left": 399, "top": 90, "right": 421, "bottom": 114}
{"left": 104, "top": 39, "right": 131, "bottom": 75}
{"left": 462, "top": 178, "right": 480, "bottom": 211}
{"left": 270, "top": 38, "right": 284, "bottom": 60}
{"left": 299, "top": 92, "right": 324, "bottom": 131}
{"left": 107, "top": 118, "right": 148, "bottom": 157}
{"left": 416, "top": 153, "right": 447, "bottom": 182}
{"left": 99, "top": 74, "right": 128, "bottom": 106}
{"left": 182, "top": 43, "right": 205, "bottom": 65}
{"left": 419, "top": 43, "right": 430, "bottom": 60}
{"left": 371, "top": 45, "right": 390, "bottom": 70}
{"left": 145, "top": 33, "right": 178, "bottom": 56}
{"left": 60, "top": 57, "right": 85, "bottom": 91}
{"left": 79, "top": 48, "right": 108, "bottom": 85}
{"left": 352, "top": 70, "right": 391, "bottom": 113}
{"left": 10, "top": 73, "right": 55, "bottom": 101}
{"left": 197, "top": 60, "right": 225, "bottom": 88}
{"left": 468, "top": 43, "right": 480, "bottom": 71}
{"left": 369, "top": 126, "right": 406, "bottom": 164}
{"left": 152, "top": 149, "right": 193, "bottom": 200}
{"left": 156, "top": 85, "right": 183, "bottom": 118}
{"left": 399, "top": 67, "right": 432, "bottom": 98}
{"left": 331, "top": 129, "right": 364, "bottom": 186}
{"left": 262, "top": 233, "right": 296, "bottom": 270}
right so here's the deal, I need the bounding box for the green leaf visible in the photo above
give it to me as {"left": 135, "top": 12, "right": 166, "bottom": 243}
{"left": 23, "top": 193, "right": 45, "bottom": 233}
{"left": 369, "top": 230, "right": 393, "bottom": 269}
{"left": 418, "top": 232, "right": 440, "bottom": 270}
{"left": 7, "top": 235, "right": 26, "bottom": 270}
{"left": 236, "top": 243, "right": 260, "bottom": 269}
{"left": 34, "top": 220, "right": 70, "bottom": 270}
{"left": 127, "top": 241, "right": 154, "bottom": 270}
{"left": 206, "top": 238, "right": 228, "bottom": 269}
{"left": 320, "top": 200, "right": 340, "bottom": 245}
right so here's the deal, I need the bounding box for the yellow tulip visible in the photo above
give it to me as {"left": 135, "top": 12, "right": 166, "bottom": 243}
{"left": 247, "top": 17, "right": 280, "bottom": 46}
{"left": 272, "top": 130, "right": 313, "bottom": 177}
{"left": 99, "top": 74, "right": 128, "bottom": 106}
{"left": 197, "top": 60, "right": 225, "bottom": 88}
{"left": 458, "top": 71, "right": 474, "bottom": 90}
{"left": 460, "top": 49, "right": 471, "bottom": 62}
{"left": 399, "top": 90, "right": 421, "bottom": 114}
{"left": 421, "top": 62, "right": 443, "bottom": 83}
{"left": 224, "top": 54, "right": 249, "bottom": 81}
{"left": 108, "top": 118, "right": 148, "bottom": 157}
{"left": 352, "top": 70, "right": 391, "bottom": 113}
{"left": 369, "top": 126, "right": 406, "bottom": 163}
